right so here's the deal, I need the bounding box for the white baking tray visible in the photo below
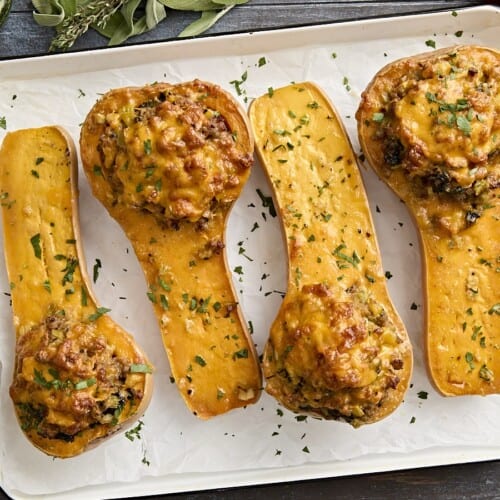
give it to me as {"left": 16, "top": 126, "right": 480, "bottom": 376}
{"left": 0, "top": 5, "right": 499, "bottom": 499}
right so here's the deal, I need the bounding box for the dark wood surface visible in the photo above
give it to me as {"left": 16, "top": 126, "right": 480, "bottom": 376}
{"left": 1, "top": 1, "right": 499, "bottom": 499}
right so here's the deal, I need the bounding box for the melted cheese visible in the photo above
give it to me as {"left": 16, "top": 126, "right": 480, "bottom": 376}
{"left": 80, "top": 81, "right": 261, "bottom": 418}
{"left": 0, "top": 127, "right": 151, "bottom": 457}
{"left": 250, "top": 82, "right": 412, "bottom": 426}
{"left": 357, "top": 45, "right": 500, "bottom": 396}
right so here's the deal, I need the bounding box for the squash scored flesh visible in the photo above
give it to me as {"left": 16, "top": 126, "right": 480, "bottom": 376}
{"left": 356, "top": 45, "right": 500, "bottom": 396}
{"left": 80, "top": 81, "right": 261, "bottom": 418}
{"left": 0, "top": 126, "right": 152, "bottom": 457}
{"left": 249, "top": 83, "right": 412, "bottom": 426}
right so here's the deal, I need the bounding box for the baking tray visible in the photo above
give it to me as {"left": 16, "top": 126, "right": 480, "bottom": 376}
{"left": 0, "top": 5, "right": 499, "bottom": 499}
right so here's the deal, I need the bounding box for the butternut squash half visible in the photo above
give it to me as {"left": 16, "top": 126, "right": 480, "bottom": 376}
{"left": 356, "top": 45, "right": 500, "bottom": 396}
{"left": 0, "top": 126, "right": 153, "bottom": 457}
{"left": 80, "top": 80, "right": 261, "bottom": 418}
{"left": 249, "top": 83, "right": 412, "bottom": 426}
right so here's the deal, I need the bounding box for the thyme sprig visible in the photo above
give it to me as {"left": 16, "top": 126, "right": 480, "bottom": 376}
{"left": 33, "top": 0, "right": 250, "bottom": 52}
{"left": 50, "top": 0, "right": 125, "bottom": 51}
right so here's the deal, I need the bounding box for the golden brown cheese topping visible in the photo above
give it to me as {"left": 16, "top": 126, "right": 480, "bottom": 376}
{"left": 0, "top": 127, "right": 152, "bottom": 457}
{"left": 358, "top": 46, "right": 499, "bottom": 234}
{"left": 266, "top": 284, "right": 405, "bottom": 422}
{"left": 249, "top": 82, "right": 412, "bottom": 426}
{"left": 11, "top": 313, "right": 146, "bottom": 441}
{"left": 357, "top": 47, "right": 500, "bottom": 397}
{"left": 88, "top": 81, "right": 252, "bottom": 223}
{"left": 81, "top": 82, "right": 261, "bottom": 418}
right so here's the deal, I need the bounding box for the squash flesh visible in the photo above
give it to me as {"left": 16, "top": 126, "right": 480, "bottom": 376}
{"left": 80, "top": 81, "right": 261, "bottom": 418}
{"left": 249, "top": 82, "right": 412, "bottom": 425}
{"left": 356, "top": 45, "right": 500, "bottom": 395}
{"left": 0, "top": 126, "right": 152, "bottom": 457}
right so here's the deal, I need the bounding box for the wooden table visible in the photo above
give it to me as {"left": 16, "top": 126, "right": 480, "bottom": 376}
{"left": 0, "top": 1, "right": 498, "bottom": 499}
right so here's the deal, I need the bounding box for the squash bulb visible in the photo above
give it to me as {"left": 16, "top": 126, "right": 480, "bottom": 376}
{"left": 80, "top": 81, "right": 261, "bottom": 418}
{"left": 0, "top": 126, "right": 153, "bottom": 457}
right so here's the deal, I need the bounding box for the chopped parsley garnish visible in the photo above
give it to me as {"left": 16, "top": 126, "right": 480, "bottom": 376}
{"left": 465, "top": 351, "right": 475, "bottom": 370}
{"left": 229, "top": 70, "right": 248, "bottom": 96}
{"left": 160, "top": 294, "right": 169, "bottom": 310}
{"left": 88, "top": 306, "right": 111, "bottom": 322}
{"left": 417, "top": 391, "right": 428, "bottom": 400}
{"left": 74, "top": 377, "right": 96, "bottom": 390}
{"left": 30, "top": 233, "right": 42, "bottom": 259}
{"left": 143, "top": 139, "right": 152, "bottom": 155}
{"left": 130, "top": 363, "right": 153, "bottom": 373}
{"left": 256, "top": 188, "right": 277, "bottom": 217}
{"left": 93, "top": 258, "right": 102, "bottom": 283}
{"left": 61, "top": 257, "right": 78, "bottom": 286}
{"left": 0, "top": 116, "right": 6, "bottom": 129}
{"left": 125, "top": 420, "right": 144, "bottom": 441}
{"left": 233, "top": 348, "right": 249, "bottom": 360}
{"left": 425, "top": 39, "right": 436, "bottom": 48}
{"left": 194, "top": 355, "right": 207, "bottom": 367}
{"left": 333, "top": 243, "right": 360, "bottom": 268}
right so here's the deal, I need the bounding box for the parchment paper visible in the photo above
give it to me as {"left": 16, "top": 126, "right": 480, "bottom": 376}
{"left": 0, "top": 6, "right": 499, "bottom": 497}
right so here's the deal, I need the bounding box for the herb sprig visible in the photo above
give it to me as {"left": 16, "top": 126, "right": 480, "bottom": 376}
{"left": 32, "top": 0, "right": 250, "bottom": 51}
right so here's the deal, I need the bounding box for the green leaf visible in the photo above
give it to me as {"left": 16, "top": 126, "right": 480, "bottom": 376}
{"left": 211, "top": 0, "right": 248, "bottom": 5}
{"left": 74, "top": 377, "right": 96, "bottom": 390}
{"left": 145, "top": 0, "right": 166, "bottom": 29}
{"left": 456, "top": 115, "right": 471, "bottom": 136}
{"left": 158, "top": 0, "right": 220, "bottom": 11}
{"left": 130, "top": 363, "right": 153, "bottom": 373}
{"left": 30, "top": 233, "right": 42, "bottom": 259}
{"left": 92, "top": 10, "right": 123, "bottom": 38}
{"left": 178, "top": 5, "right": 233, "bottom": 37}
{"left": 31, "top": 0, "right": 75, "bottom": 26}
{"left": 88, "top": 306, "right": 111, "bottom": 322}
{"left": 0, "top": 0, "right": 12, "bottom": 27}
{"left": 108, "top": 0, "right": 141, "bottom": 45}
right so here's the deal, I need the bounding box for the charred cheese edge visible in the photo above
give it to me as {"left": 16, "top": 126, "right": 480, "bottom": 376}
{"left": 0, "top": 126, "right": 153, "bottom": 457}
{"left": 249, "top": 82, "right": 412, "bottom": 426}
{"left": 80, "top": 80, "right": 261, "bottom": 418}
{"left": 356, "top": 45, "right": 500, "bottom": 396}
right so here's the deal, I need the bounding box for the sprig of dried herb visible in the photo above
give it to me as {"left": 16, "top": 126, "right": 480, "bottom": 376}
{"left": 32, "top": 0, "right": 249, "bottom": 51}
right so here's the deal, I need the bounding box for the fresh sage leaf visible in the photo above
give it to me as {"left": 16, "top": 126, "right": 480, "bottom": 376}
{"left": 158, "top": 0, "right": 219, "bottom": 11}
{"left": 145, "top": 0, "right": 166, "bottom": 30}
{"left": 211, "top": 0, "right": 248, "bottom": 5}
{"left": 32, "top": 0, "right": 68, "bottom": 26}
{"left": 178, "top": 4, "right": 232, "bottom": 37}
{"left": 32, "top": 0, "right": 248, "bottom": 50}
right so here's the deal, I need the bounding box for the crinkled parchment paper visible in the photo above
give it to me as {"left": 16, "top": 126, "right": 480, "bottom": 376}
{"left": 0, "top": 6, "right": 499, "bottom": 497}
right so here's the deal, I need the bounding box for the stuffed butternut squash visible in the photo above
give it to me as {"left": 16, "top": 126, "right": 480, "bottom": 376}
{"left": 0, "top": 126, "right": 153, "bottom": 457}
{"left": 249, "top": 82, "right": 412, "bottom": 426}
{"left": 80, "top": 80, "right": 261, "bottom": 418}
{"left": 356, "top": 45, "right": 500, "bottom": 396}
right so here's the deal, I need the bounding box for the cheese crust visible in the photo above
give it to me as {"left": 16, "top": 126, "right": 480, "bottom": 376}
{"left": 81, "top": 81, "right": 261, "bottom": 418}
{"left": 0, "top": 127, "right": 152, "bottom": 457}
{"left": 357, "top": 46, "right": 500, "bottom": 396}
{"left": 357, "top": 45, "right": 499, "bottom": 235}
{"left": 250, "top": 82, "right": 412, "bottom": 425}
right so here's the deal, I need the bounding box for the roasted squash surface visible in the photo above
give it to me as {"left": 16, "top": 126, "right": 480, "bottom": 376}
{"left": 0, "top": 126, "right": 152, "bottom": 457}
{"left": 356, "top": 45, "right": 500, "bottom": 396}
{"left": 249, "top": 83, "right": 412, "bottom": 426}
{"left": 80, "top": 80, "right": 261, "bottom": 418}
